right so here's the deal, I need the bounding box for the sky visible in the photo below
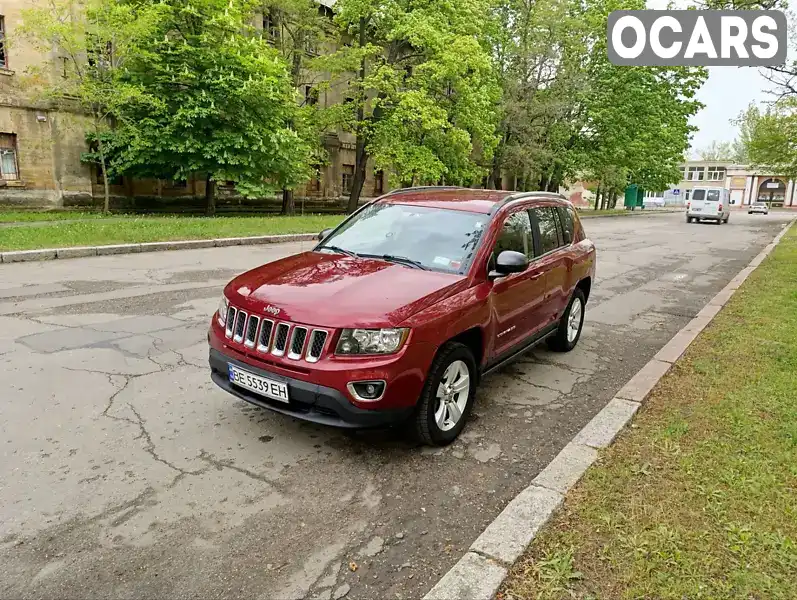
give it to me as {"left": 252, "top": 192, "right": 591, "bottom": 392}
{"left": 688, "top": 67, "right": 773, "bottom": 154}
{"left": 643, "top": 0, "right": 786, "bottom": 157}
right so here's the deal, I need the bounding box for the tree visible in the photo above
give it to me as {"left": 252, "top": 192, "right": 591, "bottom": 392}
{"left": 109, "top": 0, "right": 310, "bottom": 216}
{"left": 320, "top": 0, "right": 500, "bottom": 212}
{"left": 697, "top": 140, "right": 747, "bottom": 162}
{"left": 261, "top": 0, "right": 335, "bottom": 214}
{"left": 20, "top": 0, "right": 157, "bottom": 213}
{"left": 736, "top": 100, "right": 797, "bottom": 177}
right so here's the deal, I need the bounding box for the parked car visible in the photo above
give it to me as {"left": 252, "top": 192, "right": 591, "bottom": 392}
{"left": 686, "top": 187, "right": 730, "bottom": 224}
{"left": 748, "top": 202, "right": 769, "bottom": 215}
{"left": 208, "top": 187, "right": 596, "bottom": 445}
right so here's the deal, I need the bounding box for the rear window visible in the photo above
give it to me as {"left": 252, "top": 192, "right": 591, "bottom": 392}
{"left": 706, "top": 190, "right": 720, "bottom": 202}
{"left": 692, "top": 189, "right": 705, "bottom": 200}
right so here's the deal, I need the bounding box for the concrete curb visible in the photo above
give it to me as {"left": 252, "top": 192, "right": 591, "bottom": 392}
{"left": 0, "top": 233, "right": 317, "bottom": 264}
{"left": 422, "top": 217, "right": 795, "bottom": 600}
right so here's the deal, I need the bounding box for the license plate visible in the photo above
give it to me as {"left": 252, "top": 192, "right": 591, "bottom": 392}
{"left": 693, "top": 208, "right": 701, "bottom": 212}
{"left": 228, "top": 364, "right": 289, "bottom": 403}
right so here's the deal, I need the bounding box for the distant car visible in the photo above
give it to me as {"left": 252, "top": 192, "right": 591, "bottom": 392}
{"left": 748, "top": 202, "right": 769, "bottom": 215}
{"left": 686, "top": 187, "right": 730, "bottom": 224}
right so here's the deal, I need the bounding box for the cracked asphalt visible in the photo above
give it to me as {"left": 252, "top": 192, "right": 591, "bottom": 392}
{"left": 1, "top": 211, "right": 792, "bottom": 600}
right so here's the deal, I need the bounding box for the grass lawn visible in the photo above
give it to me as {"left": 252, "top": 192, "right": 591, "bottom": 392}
{"left": 0, "top": 210, "right": 115, "bottom": 223}
{"left": 501, "top": 224, "right": 797, "bottom": 600}
{"left": 0, "top": 214, "right": 344, "bottom": 251}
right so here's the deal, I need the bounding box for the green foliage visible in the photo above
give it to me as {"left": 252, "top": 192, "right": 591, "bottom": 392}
{"left": 320, "top": 0, "right": 501, "bottom": 188}
{"left": 737, "top": 100, "right": 797, "bottom": 177}
{"left": 697, "top": 139, "right": 747, "bottom": 163}
{"left": 109, "top": 0, "right": 309, "bottom": 199}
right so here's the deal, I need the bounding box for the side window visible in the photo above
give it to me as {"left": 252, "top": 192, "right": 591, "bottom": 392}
{"left": 494, "top": 210, "right": 533, "bottom": 259}
{"left": 530, "top": 207, "right": 560, "bottom": 254}
{"left": 557, "top": 206, "right": 575, "bottom": 244}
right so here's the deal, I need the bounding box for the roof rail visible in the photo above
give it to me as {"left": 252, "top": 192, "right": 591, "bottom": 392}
{"left": 488, "top": 191, "right": 567, "bottom": 214}
{"left": 385, "top": 185, "right": 466, "bottom": 196}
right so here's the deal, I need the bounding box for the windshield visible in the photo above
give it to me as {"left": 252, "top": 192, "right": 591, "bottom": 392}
{"left": 316, "top": 203, "right": 487, "bottom": 273}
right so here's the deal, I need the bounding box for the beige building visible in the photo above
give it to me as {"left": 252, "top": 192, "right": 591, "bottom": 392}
{"left": 0, "top": 0, "right": 388, "bottom": 210}
{"left": 0, "top": 0, "right": 96, "bottom": 208}
{"left": 666, "top": 160, "right": 796, "bottom": 208}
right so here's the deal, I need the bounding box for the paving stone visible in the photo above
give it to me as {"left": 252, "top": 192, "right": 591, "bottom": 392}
{"left": 56, "top": 247, "right": 99, "bottom": 259}
{"left": 423, "top": 552, "right": 507, "bottom": 600}
{"left": 139, "top": 240, "right": 216, "bottom": 253}
{"left": 95, "top": 244, "right": 142, "bottom": 256}
{"left": 532, "top": 442, "right": 598, "bottom": 495}
{"left": 1, "top": 249, "right": 57, "bottom": 262}
{"left": 654, "top": 327, "right": 703, "bottom": 363}
{"left": 709, "top": 288, "right": 734, "bottom": 307}
{"left": 573, "top": 398, "right": 640, "bottom": 449}
{"left": 615, "top": 358, "right": 672, "bottom": 403}
{"left": 470, "top": 485, "right": 562, "bottom": 563}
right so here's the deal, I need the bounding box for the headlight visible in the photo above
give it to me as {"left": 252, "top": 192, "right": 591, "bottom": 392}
{"left": 217, "top": 295, "right": 229, "bottom": 326}
{"left": 336, "top": 328, "right": 409, "bottom": 355}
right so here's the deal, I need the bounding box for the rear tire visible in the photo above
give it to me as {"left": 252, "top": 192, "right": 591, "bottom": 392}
{"left": 547, "top": 288, "right": 586, "bottom": 353}
{"left": 686, "top": 216, "right": 693, "bottom": 223}
{"left": 413, "top": 342, "right": 477, "bottom": 446}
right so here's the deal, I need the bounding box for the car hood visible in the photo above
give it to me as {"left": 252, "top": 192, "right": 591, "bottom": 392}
{"left": 226, "top": 251, "right": 467, "bottom": 328}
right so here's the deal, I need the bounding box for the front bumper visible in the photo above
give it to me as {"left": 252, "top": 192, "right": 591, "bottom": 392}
{"left": 209, "top": 347, "right": 414, "bottom": 429}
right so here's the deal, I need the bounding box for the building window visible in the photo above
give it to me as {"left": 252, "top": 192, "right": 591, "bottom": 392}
{"left": 687, "top": 167, "right": 704, "bottom": 181}
{"left": 374, "top": 170, "right": 384, "bottom": 195}
{"left": 263, "top": 10, "right": 280, "bottom": 41}
{"left": 305, "top": 38, "right": 319, "bottom": 56}
{"left": 685, "top": 189, "right": 691, "bottom": 201}
{"left": 309, "top": 165, "right": 321, "bottom": 193}
{"left": 0, "top": 133, "right": 19, "bottom": 180}
{"left": 342, "top": 164, "right": 354, "bottom": 194}
{"left": 0, "top": 17, "right": 7, "bottom": 69}
{"left": 304, "top": 85, "right": 318, "bottom": 106}
{"left": 679, "top": 167, "right": 685, "bottom": 180}
{"left": 707, "top": 166, "right": 725, "bottom": 181}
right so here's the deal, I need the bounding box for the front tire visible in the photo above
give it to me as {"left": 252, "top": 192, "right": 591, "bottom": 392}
{"left": 413, "top": 342, "right": 477, "bottom": 446}
{"left": 548, "top": 288, "right": 586, "bottom": 352}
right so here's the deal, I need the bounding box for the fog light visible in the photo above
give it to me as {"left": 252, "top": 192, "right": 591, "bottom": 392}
{"left": 348, "top": 380, "right": 386, "bottom": 401}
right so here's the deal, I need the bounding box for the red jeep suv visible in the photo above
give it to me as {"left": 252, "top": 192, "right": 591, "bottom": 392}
{"left": 208, "top": 187, "right": 596, "bottom": 445}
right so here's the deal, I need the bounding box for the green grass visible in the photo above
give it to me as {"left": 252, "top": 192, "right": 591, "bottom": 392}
{"left": 0, "top": 214, "right": 344, "bottom": 251}
{"left": 500, "top": 223, "right": 797, "bottom": 600}
{"left": 0, "top": 210, "right": 114, "bottom": 223}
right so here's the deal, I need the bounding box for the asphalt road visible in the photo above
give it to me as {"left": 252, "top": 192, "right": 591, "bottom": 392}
{"left": 1, "top": 211, "right": 792, "bottom": 600}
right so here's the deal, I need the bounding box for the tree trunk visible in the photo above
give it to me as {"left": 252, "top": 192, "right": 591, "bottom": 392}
{"left": 346, "top": 17, "right": 368, "bottom": 214}
{"left": 205, "top": 174, "right": 216, "bottom": 217}
{"left": 594, "top": 183, "right": 601, "bottom": 210}
{"left": 281, "top": 188, "right": 295, "bottom": 215}
{"left": 94, "top": 123, "right": 111, "bottom": 214}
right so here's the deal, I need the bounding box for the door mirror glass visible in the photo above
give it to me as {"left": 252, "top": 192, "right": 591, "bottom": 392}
{"left": 318, "top": 227, "right": 333, "bottom": 241}
{"left": 490, "top": 250, "right": 529, "bottom": 277}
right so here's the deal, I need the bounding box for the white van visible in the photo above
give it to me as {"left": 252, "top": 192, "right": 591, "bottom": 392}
{"left": 686, "top": 187, "right": 730, "bottom": 224}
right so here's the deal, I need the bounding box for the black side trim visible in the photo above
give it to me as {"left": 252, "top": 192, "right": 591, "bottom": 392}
{"left": 481, "top": 322, "right": 559, "bottom": 376}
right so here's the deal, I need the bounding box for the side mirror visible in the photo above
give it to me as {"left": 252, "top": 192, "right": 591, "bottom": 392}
{"left": 318, "top": 228, "right": 333, "bottom": 241}
{"left": 489, "top": 250, "right": 529, "bottom": 278}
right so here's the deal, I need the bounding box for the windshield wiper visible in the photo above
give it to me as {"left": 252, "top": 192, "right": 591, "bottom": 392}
{"left": 318, "top": 245, "right": 357, "bottom": 258}
{"left": 359, "top": 253, "right": 429, "bottom": 270}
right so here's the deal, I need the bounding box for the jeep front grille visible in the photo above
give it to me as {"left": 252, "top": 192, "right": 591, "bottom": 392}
{"left": 223, "top": 304, "right": 329, "bottom": 362}
{"left": 233, "top": 311, "right": 247, "bottom": 343}
{"left": 272, "top": 323, "right": 290, "bottom": 356}
{"left": 288, "top": 327, "right": 308, "bottom": 359}
{"left": 256, "top": 319, "right": 274, "bottom": 352}
{"left": 306, "top": 330, "right": 328, "bottom": 363}
{"left": 244, "top": 315, "right": 259, "bottom": 348}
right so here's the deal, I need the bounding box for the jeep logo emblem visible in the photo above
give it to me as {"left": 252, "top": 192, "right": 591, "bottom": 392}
{"left": 264, "top": 305, "right": 280, "bottom": 316}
